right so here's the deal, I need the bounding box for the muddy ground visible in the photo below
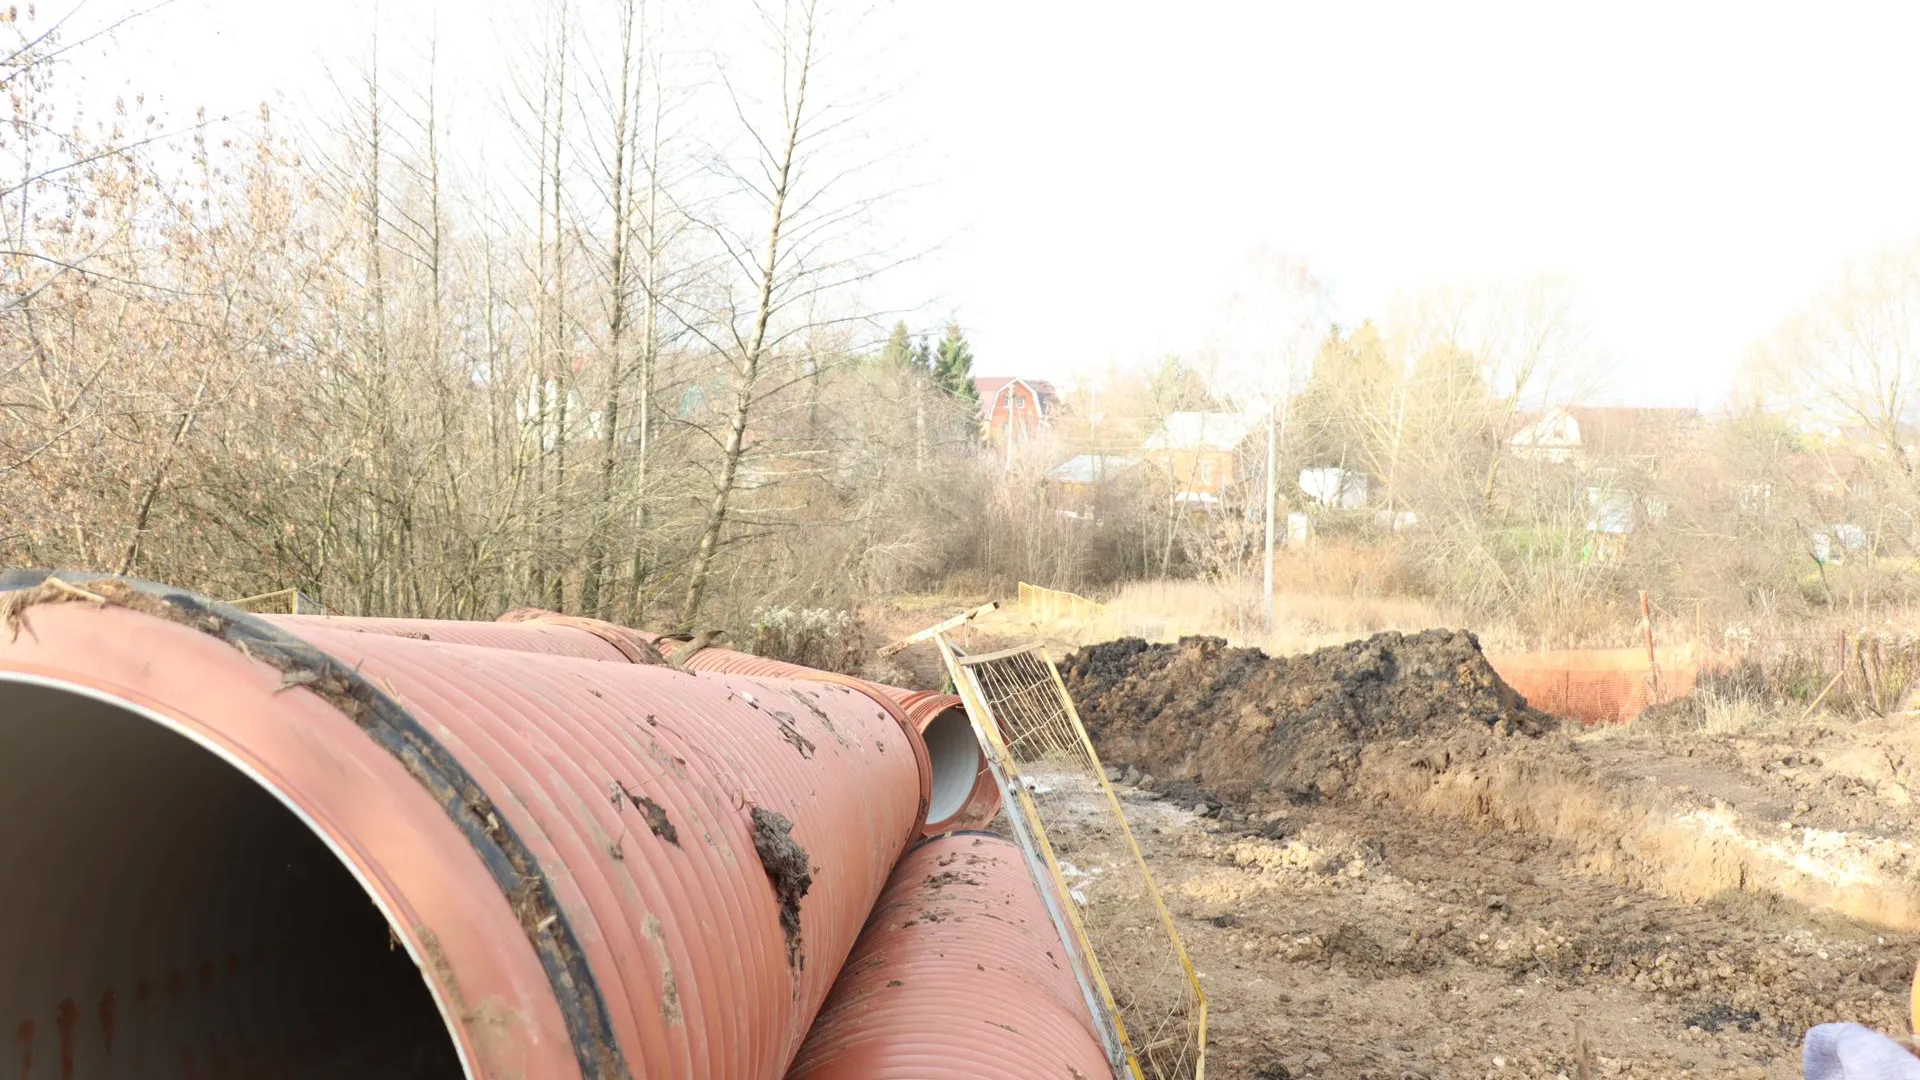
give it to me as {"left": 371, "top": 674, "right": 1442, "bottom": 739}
{"left": 1050, "top": 632, "right": 1920, "bottom": 1079}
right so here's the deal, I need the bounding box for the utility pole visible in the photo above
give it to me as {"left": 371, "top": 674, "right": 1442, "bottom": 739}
{"left": 1091, "top": 383, "right": 1102, "bottom": 485}
{"left": 1263, "top": 396, "right": 1277, "bottom": 633}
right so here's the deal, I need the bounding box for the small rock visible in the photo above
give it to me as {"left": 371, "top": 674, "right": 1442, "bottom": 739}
{"left": 1794, "top": 800, "right": 1812, "bottom": 814}
{"left": 1866, "top": 958, "right": 1910, "bottom": 991}
{"left": 1194, "top": 803, "right": 1214, "bottom": 817}
{"left": 1314, "top": 767, "right": 1347, "bottom": 797}
{"left": 1104, "top": 765, "right": 1124, "bottom": 783}
{"left": 1305, "top": 1050, "right": 1332, "bottom": 1070}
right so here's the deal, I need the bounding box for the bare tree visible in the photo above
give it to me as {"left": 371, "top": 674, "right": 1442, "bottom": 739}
{"left": 578, "top": 0, "right": 687, "bottom": 619}
{"left": 676, "top": 0, "right": 865, "bottom": 626}
{"left": 1757, "top": 240, "right": 1920, "bottom": 477}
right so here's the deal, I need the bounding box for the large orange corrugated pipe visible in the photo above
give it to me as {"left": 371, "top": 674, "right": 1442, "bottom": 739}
{"left": 785, "top": 832, "right": 1110, "bottom": 1080}
{"left": 267, "top": 611, "right": 650, "bottom": 663}
{"left": 0, "top": 573, "right": 930, "bottom": 1080}
{"left": 633, "top": 634, "right": 1003, "bottom": 836}
{"left": 878, "top": 690, "right": 1003, "bottom": 833}
{"left": 269, "top": 612, "right": 1004, "bottom": 836}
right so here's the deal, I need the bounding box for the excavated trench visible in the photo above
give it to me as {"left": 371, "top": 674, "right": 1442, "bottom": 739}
{"left": 1, "top": 680, "right": 464, "bottom": 1079}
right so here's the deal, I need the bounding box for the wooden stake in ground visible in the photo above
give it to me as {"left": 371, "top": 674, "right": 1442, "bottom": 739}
{"left": 1640, "top": 590, "right": 1661, "bottom": 705}
{"left": 1799, "top": 668, "right": 1846, "bottom": 723}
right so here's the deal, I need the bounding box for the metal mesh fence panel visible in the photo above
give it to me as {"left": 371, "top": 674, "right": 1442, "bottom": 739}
{"left": 940, "top": 639, "right": 1205, "bottom": 1080}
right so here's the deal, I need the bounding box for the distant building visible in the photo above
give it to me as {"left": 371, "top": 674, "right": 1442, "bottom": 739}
{"left": 1775, "top": 452, "right": 1875, "bottom": 562}
{"left": 1045, "top": 454, "right": 1139, "bottom": 517}
{"left": 1509, "top": 406, "right": 1700, "bottom": 465}
{"left": 1506, "top": 406, "right": 1700, "bottom": 541}
{"left": 1046, "top": 454, "right": 1139, "bottom": 488}
{"left": 1141, "top": 410, "right": 1261, "bottom": 507}
{"left": 1585, "top": 486, "right": 1638, "bottom": 535}
{"left": 974, "top": 376, "right": 1059, "bottom": 446}
{"left": 1298, "top": 466, "right": 1369, "bottom": 510}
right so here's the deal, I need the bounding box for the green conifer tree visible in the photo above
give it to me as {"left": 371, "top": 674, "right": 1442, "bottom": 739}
{"left": 933, "top": 322, "right": 978, "bottom": 403}
{"left": 878, "top": 320, "right": 914, "bottom": 368}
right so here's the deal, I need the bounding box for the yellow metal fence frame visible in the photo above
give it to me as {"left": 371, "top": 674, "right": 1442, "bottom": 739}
{"left": 938, "top": 635, "right": 1206, "bottom": 1080}
{"left": 227, "top": 588, "right": 322, "bottom": 615}
{"left": 1018, "top": 581, "right": 1109, "bottom": 624}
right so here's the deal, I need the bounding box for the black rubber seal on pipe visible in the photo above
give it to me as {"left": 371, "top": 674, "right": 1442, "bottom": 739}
{"left": 0, "top": 570, "right": 632, "bottom": 1080}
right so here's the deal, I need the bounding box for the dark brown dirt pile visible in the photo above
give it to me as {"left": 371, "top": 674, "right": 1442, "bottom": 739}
{"left": 1062, "top": 630, "right": 1556, "bottom": 803}
{"left": 749, "top": 806, "right": 813, "bottom": 971}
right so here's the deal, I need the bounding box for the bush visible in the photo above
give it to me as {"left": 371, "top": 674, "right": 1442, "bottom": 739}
{"left": 747, "top": 606, "right": 865, "bottom": 674}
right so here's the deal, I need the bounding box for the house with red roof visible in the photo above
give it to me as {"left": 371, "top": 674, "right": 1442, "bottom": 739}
{"left": 973, "top": 376, "right": 1058, "bottom": 446}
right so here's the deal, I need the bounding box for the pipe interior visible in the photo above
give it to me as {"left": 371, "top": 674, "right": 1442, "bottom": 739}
{"left": 922, "top": 707, "right": 985, "bottom": 823}
{"left": 0, "top": 680, "right": 465, "bottom": 1079}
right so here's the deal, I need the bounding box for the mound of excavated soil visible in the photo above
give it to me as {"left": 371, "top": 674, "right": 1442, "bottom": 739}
{"left": 1062, "top": 630, "right": 1556, "bottom": 803}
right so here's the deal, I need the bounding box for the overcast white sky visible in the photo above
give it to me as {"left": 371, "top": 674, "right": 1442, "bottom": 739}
{"left": 99, "top": 1, "right": 1920, "bottom": 406}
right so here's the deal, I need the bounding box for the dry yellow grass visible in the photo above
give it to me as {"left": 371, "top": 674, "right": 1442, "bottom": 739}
{"left": 1698, "top": 694, "right": 1789, "bottom": 735}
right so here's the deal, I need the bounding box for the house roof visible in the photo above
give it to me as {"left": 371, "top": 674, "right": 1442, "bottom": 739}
{"left": 1512, "top": 405, "right": 1699, "bottom": 458}
{"left": 1567, "top": 407, "right": 1699, "bottom": 456}
{"left": 1142, "top": 410, "right": 1260, "bottom": 452}
{"left": 1781, "top": 451, "right": 1866, "bottom": 490}
{"left": 1046, "top": 454, "right": 1139, "bottom": 484}
{"left": 973, "top": 376, "right": 1060, "bottom": 421}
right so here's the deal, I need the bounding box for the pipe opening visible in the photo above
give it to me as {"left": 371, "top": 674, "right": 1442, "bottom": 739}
{"left": 0, "top": 681, "right": 466, "bottom": 1079}
{"left": 922, "top": 707, "right": 984, "bottom": 824}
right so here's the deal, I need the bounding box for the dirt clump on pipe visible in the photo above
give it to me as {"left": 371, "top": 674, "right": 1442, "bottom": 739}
{"left": 1062, "top": 629, "right": 1555, "bottom": 803}
{"left": 616, "top": 783, "right": 680, "bottom": 848}
{"left": 769, "top": 709, "right": 817, "bottom": 759}
{"left": 634, "top": 795, "right": 679, "bottom": 846}
{"left": 750, "top": 806, "right": 813, "bottom": 970}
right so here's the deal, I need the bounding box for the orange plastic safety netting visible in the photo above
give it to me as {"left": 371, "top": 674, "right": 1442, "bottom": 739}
{"left": 1487, "top": 646, "right": 1702, "bottom": 726}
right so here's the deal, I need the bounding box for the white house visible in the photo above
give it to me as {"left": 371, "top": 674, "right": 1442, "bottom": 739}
{"left": 1509, "top": 406, "right": 1700, "bottom": 465}
{"left": 1298, "top": 466, "right": 1369, "bottom": 509}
